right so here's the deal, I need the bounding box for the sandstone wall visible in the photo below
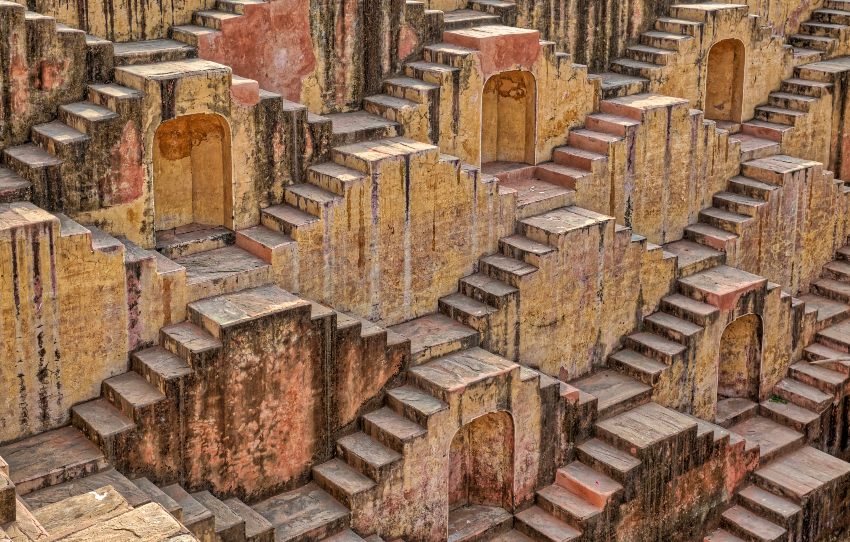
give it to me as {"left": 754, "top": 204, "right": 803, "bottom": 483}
{"left": 0, "top": 204, "right": 129, "bottom": 443}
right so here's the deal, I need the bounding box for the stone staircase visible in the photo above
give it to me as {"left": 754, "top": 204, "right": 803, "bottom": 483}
{"left": 789, "top": 0, "right": 850, "bottom": 60}
{"left": 0, "top": 37, "right": 198, "bottom": 214}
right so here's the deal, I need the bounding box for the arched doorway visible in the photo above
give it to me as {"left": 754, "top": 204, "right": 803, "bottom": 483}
{"left": 481, "top": 70, "right": 536, "bottom": 166}
{"left": 153, "top": 113, "right": 233, "bottom": 233}
{"left": 704, "top": 39, "right": 745, "bottom": 125}
{"left": 447, "top": 411, "right": 514, "bottom": 539}
{"left": 718, "top": 314, "right": 762, "bottom": 400}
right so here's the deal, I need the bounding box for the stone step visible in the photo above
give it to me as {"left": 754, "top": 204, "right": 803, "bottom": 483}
{"left": 571, "top": 370, "right": 652, "bottom": 418}
{"left": 385, "top": 385, "right": 448, "bottom": 427}
{"left": 536, "top": 482, "right": 602, "bottom": 529}
{"left": 609, "top": 57, "right": 663, "bottom": 79}
{"left": 654, "top": 16, "right": 703, "bottom": 36}
{"left": 533, "top": 162, "right": 592, "bottom": 188}
{"left": 705, "top": 528, "right": 747, "bottom": 542}
{"left": 753, "top": 445, "right": 850, "bottom": 503}
{"left": 813, "top": 7, "right": 850, "bottom": 25}
{"left": 261, "top": 203, "right": 320, "bottom": 235}
{"left": 800, "top": 21, "right": 848, "bottom": 39}
{"left": 742, "top": 155, "right": 817, "bottom": 186}
{"left": 812, "top": 278, "right": 850, "bottom": 303}
{"left": 741, "top": 120, "right": 794, "bottom": 143}
{"left": 408, "top": 347, "right": 516, "bottom": 403}
{"left": 575, "top": 438, "right": 641, "bottom": 491}
{"left": 382, "top": 76, "right": 440, "bottom": 105}
{"left": 499, "top": 176, "right": 576, "bottom": 219}
{"left": 837, "top": 244, "right": 850, "bottom": 261}
{"left": 0, "top": 167, "right": 31, "bottom": 203}
{"left": 308, "top": 162, "right": 366, "bottom": 196}
{"left": 759, "top": 398, "right": 820, "bottom": 441}
{"left": 644, "top": 311, "right": 703, "bottom": 344}
{"left": 479, "top": 253, "right": 539, "bottom": 286}
{"left": 789, "top": 32, "right": 837, "bottom": 52}
{"left": 443, "top": 8, "right": 501, "bottom": 30}
{"left": 69, "top": 398, "right": 135, "bottom": 458}
{"left": 423, "top": 42, "right": 477, "bottom": 68}
{"left": 22, "top": 468, "right": 150, "bottom": 512}
{"left": 678, "top": 265, "right": 767, "bottom": 309}
{"left": 101, "top": 371, "right": 166, "bottom": 423}
{"left": 31, "top": 121, "right": 89, "bottom": 156}
{"left": 789, "top": 361, "right": 847, "bottom": 394}
{"left": 567, "top": 128, "right": 621, "bottom": 155}
{"left": 154, "top": 223, "right": 234, "bottom": 259}
{"left": 607, "top": 349, "right": 668, "bottom": 386}
{"left": 57, "top": 102, "right": 119, "bottom": 135}
{"left": 132, "top": 477, "right": 183, "bottom": 521}
{"left": 362, "top": 407, "right": 426, "bottom": 453}
{"left": 130, "top": 346, "right": 193, "bottom": 397}
{"left": 325, "top": 111, "right": 399, "bottom": 146}
{"left": 639, "top": 30, "right": 693, "bottom": 51}
{"left": 584, "top": 112, "right": 642, "bottom": 137}
{"left": 0, "top": 426, "right": 107, "bottom": 495}
{"left": 216, "top": 0, "right": 265, "bottom": 14}
{"left": 336, "top": 432, "right": 402, "bottom": 483}
{"left": 626, "top": 44, "right": 677, "bottom": 65}
{"left": 253, "top": 482, "right": 349, "bottom": 542}
{"left": 754, "top": 105, "right": 806, "bottom": 127}
{"left": 721, "top": 505, "right": 786, "bottom": 542}
{"left": 193, "top": 9, "right": 241, "bottom": 29}
{"left": 363, "top": 93, "right": 420, "bottom": 124}
{"left": 727, "top": 176, "right": 778, "bottom": 201}
{"left": 161, "top": 484, "right": 216, "bottom": 542}
{"left": 223, "top": 497, "right": 275, "bottom": 542}
{"left": 823, "top": 259, "right": 850, "bottom": 282}
{"left": 773, "top": 377, "right": 833, "bottom": 412}
{"left": 112, "top": 39, "right": 196, "bottom": 65}
{"left": 767, "top": 91, "right": 817, "bottom": 112}
{"left": 160, "top": 320, "right": 223, "bottom": 369}
{"left": 388, "top": 313, "right": 480, "bottom": 365}
{"left": 803, "top": 342, "right": 850, "bottom": 374}
{"left": 447, "top": 504, "right": 512, "bottom": 541}
{"left": 729, "top": 415, "right": 804, "bottom": 462}
{"left": 713, "top": 191, "right": 766, "bottom": 218}
{"left": 660, "top": 293, "right": 719, "bottom": 326}
{"left": 698, "top": 207, "right": 751, "bottom": 236}
{"left": 716, "top": 397, "right": 758, "bottom": 428}
{"left": 664, "top": 239, "right": 725, "bottom": 276}
{"left": 514, "top": 505, "right": 582, "bottom": 542}
{"left": 325, "top": 529, "right": 368, "bottom": 541}
{"left": 596, "top": 72, "right": 651, "bottom": 99}
{"left": 284, "top": 182, "right": 342, "bottom": 217}
{"left": 457, "top": 272, "right": 518, "bottom": 310}
{"left": 438, "top": 292, "right": 498, "bottom": 333}
{"left": 728, "top": 135, "right": 781, "bottom": 162}
{"left": 780, "top": 77, "right": 833, "bottom": 98}
{"left": 624, "top": 331, "right": 686, "bottom": 365}
{"left": 491, "top": 529, "right": 535, "bottom": 542}
{"left": 191, "top": 490, "right": 246, "bottom": 542}
{"left": 2, "top": 144, "right": 63, "bottom": 208}
{"left": 737, "top": 484, "right": 802, "bottom": 535}
{"left": 29, "top": 484, "right": 132, "bottom": 540}
{"left": 595, "top": 402, "right": 698, "bottom": 465}
{"left": 312, "top": 458, "right": 375, "bottom": 510}
{"left": 520, "top": 206, "right": 613, "bottom": 248}
{"left": 553, "top": 145, "right": 607, "bottom": 172}
{"left": 173, "top": 245, "right": 272, "bottom": 302}
{"left": 171, "top": 24, "right": 219, "bottom": 47}
{"left": 87, "top": 83, "right": 144, "bottom": 115}
{"left": 555, "top": 461, "right": 622, "bottom": 509}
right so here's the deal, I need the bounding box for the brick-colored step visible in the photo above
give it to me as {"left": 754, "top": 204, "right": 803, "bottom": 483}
{"left": 721, "top": 504, "right": 786, "bottom": 542}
